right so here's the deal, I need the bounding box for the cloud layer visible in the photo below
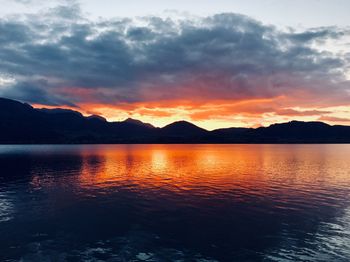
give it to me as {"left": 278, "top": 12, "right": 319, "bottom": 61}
{"left": 0, "top": 3, "right": 349, "bottom": 127}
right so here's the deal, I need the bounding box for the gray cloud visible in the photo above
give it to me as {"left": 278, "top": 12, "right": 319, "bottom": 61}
{"left": 12, "top": 0, "right": 32, "bottom": 3}
{"left": 0, "top": 3, "right": 349, "bottom": 108}
{"left": 287, "top": 27, "right": 346, "bottom": 43}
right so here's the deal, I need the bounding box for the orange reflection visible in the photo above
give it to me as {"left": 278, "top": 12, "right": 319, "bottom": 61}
{"left": 73, "top": 144, "right": 350, "bottom": 199}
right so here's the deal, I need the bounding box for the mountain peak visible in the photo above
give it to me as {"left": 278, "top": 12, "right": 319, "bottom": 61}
{"left": 123, "top": 118, "right": 154, "bottom": 128}
{"left": 87, "top": 115, "right": 107, "bottom": 122}
{"left": 161, "top": 120, "right": 208, "bottom": 137}
{"left": 164, "top": 120, "right": 203, "bottom": 128}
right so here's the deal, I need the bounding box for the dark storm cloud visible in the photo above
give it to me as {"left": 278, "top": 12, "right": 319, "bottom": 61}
{"left": 1, "top": 80, "right": 76, "bottom": 106}
{"left": 0, "top": 4, "right": 349, "bottom": 106}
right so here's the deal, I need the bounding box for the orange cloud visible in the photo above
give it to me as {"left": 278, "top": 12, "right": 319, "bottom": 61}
{"left": 318, "top": 116, "right": 350, "bottom": 124}
{"left": 32, "top": 94, "right": 350, "bottom": 130}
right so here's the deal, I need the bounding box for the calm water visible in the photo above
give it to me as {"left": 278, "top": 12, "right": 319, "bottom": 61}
{"left": 0, "top": 145, "right": 349, "bottom": 261}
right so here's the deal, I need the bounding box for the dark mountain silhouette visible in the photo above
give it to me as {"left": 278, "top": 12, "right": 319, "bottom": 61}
{"left": 241, "top": 121, "right": 348, "bottom": 143}
{"left": 0, "top": 97, "right": 349, "bottom": 144}
{"left": 38, "top": 108, "right": 84, "bottom": 116}
{"left": 123, "top": 118, "right": 154, "bottom": 129}
{"left": 86, "top": 115, "right": 107, "bottom": 122}
{"left": 161, "top": 121, "right": 208, "bottom": 137}
{"left": 154, "top": 121, "right": 210, "bottom": 143}
{"left": 210, "top": 127, "right": 250, "bottom": 139}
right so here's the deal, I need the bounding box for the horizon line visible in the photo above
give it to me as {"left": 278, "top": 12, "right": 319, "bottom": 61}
{"left": 1, "top": 96, "right": 348, "bottom": 131}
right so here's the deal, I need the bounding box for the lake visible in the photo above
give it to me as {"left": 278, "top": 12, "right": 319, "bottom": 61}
{"left": 0, "top": 144, "right": 349, "bottom": 261}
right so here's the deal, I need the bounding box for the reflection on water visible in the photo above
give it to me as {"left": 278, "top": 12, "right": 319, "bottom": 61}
{"left": 0, "top": 144, "right": 350, "bottom": 261}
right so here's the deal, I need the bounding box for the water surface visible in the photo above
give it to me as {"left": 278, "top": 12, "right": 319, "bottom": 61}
{"left": 0, "top": 144, "right": 349, "bottom": 261}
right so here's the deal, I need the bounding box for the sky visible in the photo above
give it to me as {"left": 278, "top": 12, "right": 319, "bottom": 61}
{"left": 0, "top": 0, "right": 349, "bottom": 129}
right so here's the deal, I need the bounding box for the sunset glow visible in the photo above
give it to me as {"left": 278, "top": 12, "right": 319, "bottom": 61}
{"left": 1, "top": 0, "right": 349, "bottom": 129}
{"left": 32, "top": 98, "right": 350, "bottom": 130}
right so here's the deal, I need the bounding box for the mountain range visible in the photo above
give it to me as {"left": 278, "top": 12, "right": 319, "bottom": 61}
{"left": 0, "top": 97, "right": 349, "bottom": 144}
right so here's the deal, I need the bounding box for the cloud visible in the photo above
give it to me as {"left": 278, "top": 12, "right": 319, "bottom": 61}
{"left": 12, "top": 0, "right": 32, "bottom": 3}
{"left": 0, "top": 3, "right": 349, "bottom": 121}
{"left": 318, "top": 115, "right": 350, "bottom": 123}
{"left": 275, "top": 108, "right": 332, "bottom": 117}
{"left": 286, "top": 27, "right": 346, "bottom": 43}
{"left": 10, "top": 0, "right": 74, "bottom": 5}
